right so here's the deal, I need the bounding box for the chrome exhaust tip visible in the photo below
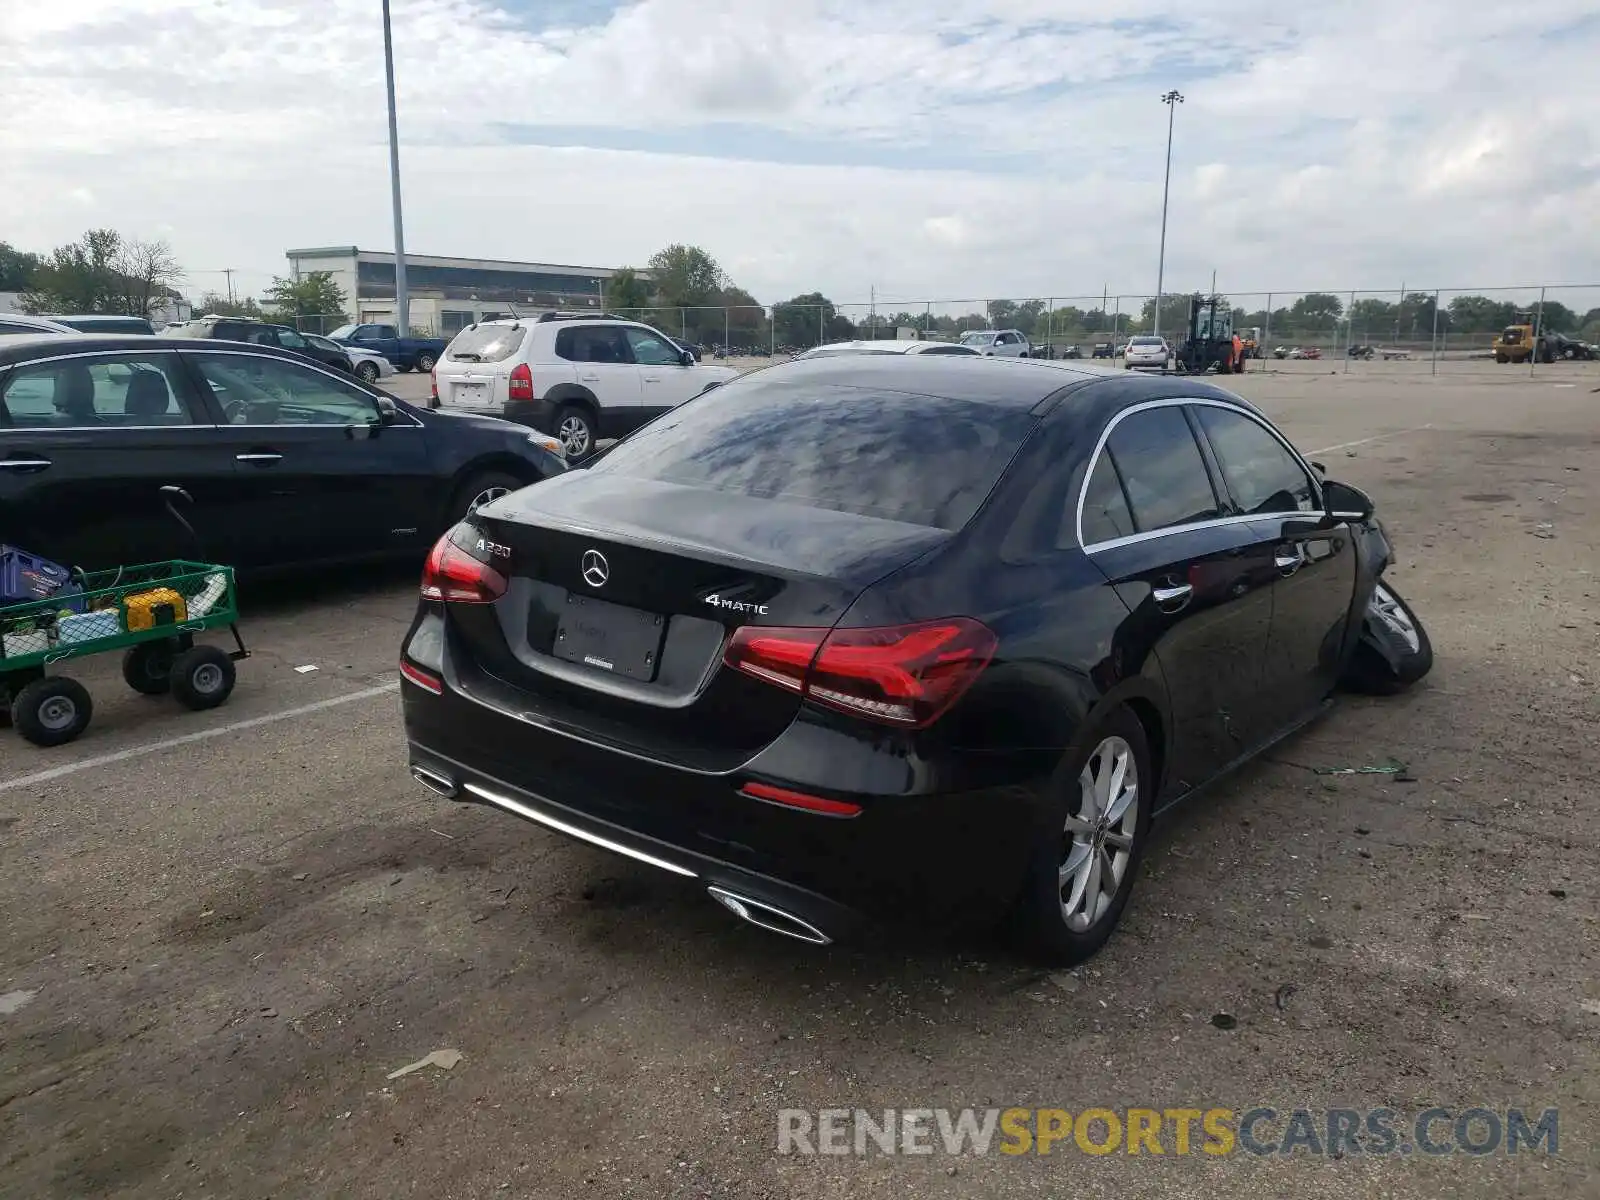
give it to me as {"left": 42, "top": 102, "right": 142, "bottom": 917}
{"left": 410, "top": 765, "right": 459, "bottom": 799}
{"left": 707, "top": 886, "right": 832, "bottom": 946}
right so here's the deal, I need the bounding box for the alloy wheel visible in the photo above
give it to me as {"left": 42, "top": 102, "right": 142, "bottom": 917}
{"left": 467, "top": 486, "right": 510, "bottom": 515}
{"left": 559, "top": 415, "right": 592, "bottom": 457}
{"left": 1059, "top": 735, "right": 1139, "bottom": 931}
{"left": 1371, "top": 583, "right": 1420, "bottom": 653}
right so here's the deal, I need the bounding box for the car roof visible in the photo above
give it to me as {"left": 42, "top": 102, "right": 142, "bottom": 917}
{"left": 0, "top": 313, "right": 77, "bottom": 333}
{"left": 748, "top": 350, "right": 1123, "bottom": 408}
{"left": 0, "top": 333, "right": 336, "bottom": 366}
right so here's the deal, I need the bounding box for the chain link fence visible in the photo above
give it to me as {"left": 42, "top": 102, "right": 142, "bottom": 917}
{"left": 281, "top": 285, "right": 1600, "bottom": 375}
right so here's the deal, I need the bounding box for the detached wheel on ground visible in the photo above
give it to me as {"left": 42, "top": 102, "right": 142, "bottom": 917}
{"left": 1341, "top": 580, "right": 1433, "bottom": 695}
{"left": 123, "top": 640, "right": 179, "bottom": 695}
{"left": 555, "top": 403, "right": 597, "bottom": 461}
{"left": 356, "top": 360, "right": 381, "bottom": 383}
{"left": 1010, "top": 706, "right": 1153, "bottom": 965}
{"left": 451, "top": 470, "right": 523, "bottom": 524}
{"left": 12, "top": 676, "right": 94, "bottom": 747}
{"left": 169, "top": 645, "right": 237, "bottom": 711}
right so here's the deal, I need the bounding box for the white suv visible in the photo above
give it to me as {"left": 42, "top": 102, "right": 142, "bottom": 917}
{"left": 432, "top": 314, "right": 738, "bottom": 460}
{"left": 957, "top": 328, "right": 1033, "bottom": 357}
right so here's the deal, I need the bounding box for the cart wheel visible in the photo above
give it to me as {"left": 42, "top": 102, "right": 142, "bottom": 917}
{"left": 123, "top": 641, "right": 178, "bottom": 695}
{"left": 169, "top": 645, "right": 237, "bottom": 711}
{"left": 13, "top": 677, "right": 93, "bottom": 747}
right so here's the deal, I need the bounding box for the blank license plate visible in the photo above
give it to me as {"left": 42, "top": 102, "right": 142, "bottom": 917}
{"left": 449, "top": 382, "right": 488, "bottom": 405}
{"left": 553, "top": 595, "right": 665, "bottom": 682}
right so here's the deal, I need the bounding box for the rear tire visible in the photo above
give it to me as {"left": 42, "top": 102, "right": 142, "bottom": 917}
{"left": 451, "top": 470, "right": 523, "bottom": 524}
{"left": 555, "top": 403, "right": 597, "bottom": 461}
{"left": 123, "top": 641, "right": 178, "bottom": 695}
{"left": 1342, "top": 581, "right": 1433, "bottom": 695}
{"left": 13, "top": 676, "right": 93, "bottom": 747}
{"left": 169, "top": 645, "right": 236, "bottom": 711}
{"left": 416, "top": 352, "right": 437, "bottom": 373}
{"left": 1009, "top": 707, "right": 1153, "bottom": 965}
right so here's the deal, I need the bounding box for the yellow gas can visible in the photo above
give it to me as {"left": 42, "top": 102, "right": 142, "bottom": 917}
{"left": 123, "top": 587, "right": 187, "bottom": 632}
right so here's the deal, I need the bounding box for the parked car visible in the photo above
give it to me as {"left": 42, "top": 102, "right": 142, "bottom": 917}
{"left": 308, "top": 334, "right": 393, "bottom": 383}
{"left": 958, "top": 329, "right": 1033, "bottom": 357}
{"left": 328, "top": 322, "right": 449, "bottom": 373}
{"left": 402, "top": 354, "right": 1429, "bottom": 962}
{"left": 1091, "top": 343, "right": 1117, "bottom": 359}
{"left": 0, "top": 335, "right": 566, "bottom": 576}
{"left": 797, "top": 339, "right": 981, "bottom": 359}
{"left": 1123, "top": 336, "right": 1171, "bottom": 369}
{"left": 0, "top": 314, "right": 76, "bottom": 336}
{"left": 46, "top": 314, "right": 156, "bottom": 335}
{"left": 169, "top": 316, "right": 354, "bottom": 373}
{"left": 432, "top": 313, "right": 738, "bottom": 462}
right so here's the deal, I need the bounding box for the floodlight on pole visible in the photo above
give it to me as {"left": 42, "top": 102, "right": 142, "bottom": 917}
{"left": 1153, "top": 89, "right": 1184, "bottom": 341}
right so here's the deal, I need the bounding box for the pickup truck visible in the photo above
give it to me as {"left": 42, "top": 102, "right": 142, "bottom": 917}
{"left": 328, "top": 323, "right": 450, "bottom": 373}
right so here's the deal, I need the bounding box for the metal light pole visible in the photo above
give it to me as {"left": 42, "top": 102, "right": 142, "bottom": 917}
{"left": 1153, "top": 90, "right": 1184, "bottom": 341}
{"left": 381, "top": 0, "right": 410, "bottom": 335}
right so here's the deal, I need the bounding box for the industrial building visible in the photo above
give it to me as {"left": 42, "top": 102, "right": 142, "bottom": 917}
{"left": 283, "top": 246, "right": 632, "bottom": 335}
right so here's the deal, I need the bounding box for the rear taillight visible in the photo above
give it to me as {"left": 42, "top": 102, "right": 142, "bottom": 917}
{"left": 430, "top": 363, "right": 437, "bottom": 399}
{"left": 400, "top": 659, "right": 443, "bottom": 694}
{"left": 724, "top": 618, "right": 996, "bottom": 728}
{"left": 421, "top": 533, "right": 507, "bottom": 604}
{"left": 509, "top": 363, "right": 533, "bottom": 401}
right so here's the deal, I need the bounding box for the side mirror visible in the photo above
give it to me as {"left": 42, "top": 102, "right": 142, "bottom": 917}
{"left": 374, "top": 396, "right": 399, "bottom": 425}
{"left": 1321, "top": 479, "right": 1375, "bottom": 522}
{"left": 679, "top": 349, "right": 695, "bottom": 366}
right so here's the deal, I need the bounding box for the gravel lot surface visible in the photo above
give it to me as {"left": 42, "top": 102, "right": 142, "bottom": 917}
{"left": 2, "top": 361, "right": 1597, "bottom": 1198}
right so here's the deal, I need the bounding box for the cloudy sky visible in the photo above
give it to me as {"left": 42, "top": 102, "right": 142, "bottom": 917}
{"left": 2, "top": 0, "right": 1597, "bottom": 308}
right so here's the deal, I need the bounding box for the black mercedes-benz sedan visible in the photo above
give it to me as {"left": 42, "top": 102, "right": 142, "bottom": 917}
{"left": 401, "top": 354, "right": 1427, "bottom": 962}
{"left": 0, "top": 335, "right": 567, "bottom": 575}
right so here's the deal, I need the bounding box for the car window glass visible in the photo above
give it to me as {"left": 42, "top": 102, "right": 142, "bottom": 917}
{"left": 590, "top": 378, "right": 1034, "bottom": 531}
{"left": 625, "top": 327, "right": 682, "bottom": 366}
{"left": 1076, "top": 451, "right": 1137, "bottom": 545}
{"left": 190, "top": 354, "right": 377, "bottom": 426}
{"left": 242, "top": 327, "right": 279, "bottom": 346}
{"left": 555, "top": 326, "right": 630, "bottom": 364}
{"left": 1104, "top": 407, "right": 1221, "bottom": 532}
{"left": 1194, "top": 405, "right": 1317, "bottom": 515}
{"left": 375, "top": 325, "right": 397, "bottom": 339}
{"left": 277, "top": 329, "right": 308, "bottom": 349}
{"left": 0, "top": 355, "right": 197, "bottom": 428}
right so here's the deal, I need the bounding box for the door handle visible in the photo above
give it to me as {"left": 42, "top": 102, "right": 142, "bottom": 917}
{"left": 236, "top": 453, "right": 283, "bottom": 463}
{"left": 641, "top": 374, "right": 661, "bottom": 382}
{"left": 1152, "top": 581, "right": 1193, "bottom": 609}
{"left": 579, "top": 373, "right": 600, "bottom": 382}
{"left": 0, "top": 457, "right": 53, "bottom": 471}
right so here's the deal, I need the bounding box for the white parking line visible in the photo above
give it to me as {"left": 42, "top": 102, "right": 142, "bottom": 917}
{"left": 1307, "top": 424, "right": 1434, "bottom": 456}
{"left": 0, "top": 682, "right": 400, "bottom": 794}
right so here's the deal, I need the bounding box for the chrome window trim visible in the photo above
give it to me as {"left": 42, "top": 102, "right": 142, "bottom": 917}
{"left": 1075, "top": 396, "right": 1324, "bottom": 554}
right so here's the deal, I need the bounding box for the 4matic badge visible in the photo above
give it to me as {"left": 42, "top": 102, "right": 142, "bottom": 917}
{"left": 704, "top": 593, "right": 770, "bottom": 616}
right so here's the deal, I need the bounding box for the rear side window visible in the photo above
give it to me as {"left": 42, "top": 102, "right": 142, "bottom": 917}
{"left": 590, "top": 380, "right": 1035, "bottom": 530}
{"left": 555, "top": 326, "right": 630, "bottom": 364}
{"left": 0, "top": 355, "right": 196, "bottom": 428}
{"left": 1102, "top": 407, "right": 1220, "bottom": 533}
{"left": 1077, "top": 453, "right": 1136, "bottom": 545}
{"left": 447, "top": 324, "right": 526, "bottom": 362}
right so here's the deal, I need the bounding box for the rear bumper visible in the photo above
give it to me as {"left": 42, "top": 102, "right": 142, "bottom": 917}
{"left": 401, "top": 662, "right": 1048, "bottom": 945}
{"left": 504, "top": 398, "right": 556, "bottom": 432}
{"left": 408, "top": 741, "right": 865, "bottom": 943}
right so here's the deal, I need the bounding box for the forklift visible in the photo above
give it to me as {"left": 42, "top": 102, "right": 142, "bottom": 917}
{"left": 1174, "top": 293, "right": 1244, "bottom": 374}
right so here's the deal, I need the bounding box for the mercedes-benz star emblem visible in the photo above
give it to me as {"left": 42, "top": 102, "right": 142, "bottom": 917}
{"left": 581, "top": 549, "right": 609, "bottom": 588}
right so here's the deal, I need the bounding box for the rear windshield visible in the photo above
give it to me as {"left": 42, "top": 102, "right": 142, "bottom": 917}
{"left": 447, "top": 324, "right": 526, "bottom": 362}
{"left": 1130, "top": 337, "right": 1164, "bottom": 347}
{"left": 960, "top": 332, "right": 996, "bottom": 344}
{"left": 590, "top": 379, "right": 1035, "bottom": 530}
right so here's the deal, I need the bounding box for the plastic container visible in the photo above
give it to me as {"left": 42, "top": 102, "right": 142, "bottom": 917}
{"left": 123, "top": 588, "right": 187, "bottom": 632}
{"left": 0, "top": 546, "right": 72, "bottom": 604}
{"left": 57, "top": 609, "right": 122, "bottom": 646}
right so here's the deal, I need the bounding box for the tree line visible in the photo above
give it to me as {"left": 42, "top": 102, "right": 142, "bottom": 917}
{"left": 7, "top": 231, "right": 1595, "bottom": 345}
